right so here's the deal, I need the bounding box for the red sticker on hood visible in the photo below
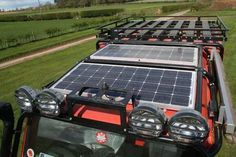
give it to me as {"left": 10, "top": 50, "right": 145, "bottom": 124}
{"left": 27, "top": 148, "right": 34, "bottom": 157}
{"left": 96, "top": 131, "right": 108, "bottom": 144}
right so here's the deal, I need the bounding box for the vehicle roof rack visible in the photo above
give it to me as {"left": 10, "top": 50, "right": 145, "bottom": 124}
{"left": 97, "top": 16, "right": 228, "bottom": 43}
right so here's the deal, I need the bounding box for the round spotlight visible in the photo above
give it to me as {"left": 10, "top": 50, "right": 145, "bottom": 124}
{"left": 35, "top": 89, "right": 64, "bottom": 116}
{"left": 15, "top": 86, "right": 38, "bottom": 112}
{"left": 168, "top": 109, "right": 209, "bottom": 144}
{"left": 129, "top": 103, "right": 166, "bottom": 137}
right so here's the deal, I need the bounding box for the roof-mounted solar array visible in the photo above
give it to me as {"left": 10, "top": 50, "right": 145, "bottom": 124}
{"left": 50, "top": 63, "right": 197, "bottom": 110}
{"left": 98, "top": 16, "right": 228, "bottom": 43}
{"left": 90, "top": 44, "right": 198, "bottom": 67}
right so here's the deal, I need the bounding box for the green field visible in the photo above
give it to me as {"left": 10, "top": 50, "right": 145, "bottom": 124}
{"left": 0, "top": 16, "right": 120, "bottom": 40}
{"left": 3, "top": 2, "right": 185, "bottom": 15}
{"left": 0, "top": 19, "right": 74, "bottom": 39}
{"left": 0, "top": 29, "right": 97, "bottom": 62}
{"left": 0, "top": 18, "right": 93, "bottom": 40}
{"left": 0, "top": 2, "right": 192, "bottom": 40}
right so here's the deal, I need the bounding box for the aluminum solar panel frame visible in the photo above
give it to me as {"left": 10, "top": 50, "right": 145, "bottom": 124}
{"left": 50, "top": 63, "right": 197, "bottom": 110}
{"left": 90, "top": 44, "right": 199, "bottom": 67}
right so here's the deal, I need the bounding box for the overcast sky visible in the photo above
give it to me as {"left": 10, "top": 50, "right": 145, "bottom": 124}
{"left": 0, "top": 0, "right": 54, "bottom": 10}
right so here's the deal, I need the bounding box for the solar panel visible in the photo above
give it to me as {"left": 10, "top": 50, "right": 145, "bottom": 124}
{"left": 91, "top": 44, "right": 198, "bottom": 67}
{"left": 50, "top": 63, "right": 197, "bottom": 110}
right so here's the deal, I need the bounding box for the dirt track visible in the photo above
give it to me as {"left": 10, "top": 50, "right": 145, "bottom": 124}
{"left": 0, "top": 36, "right": 96, "bottom": 70}
{"left": 0, "top": 10, "right": 189, "bottom": 70}
{"left": 156, "top": 9, "right": 190, "bottom": 20}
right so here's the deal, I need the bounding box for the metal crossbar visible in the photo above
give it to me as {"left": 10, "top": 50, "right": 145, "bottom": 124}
{"left": 138, "top": 21, "right": 162, "bottom": 36}
{"left": 186, "top": 21, "right": 196, "bottom": 37}
{"left": 152, "top": 21, "right": 173, "bottom": 37}
{"left": 169, "top": 21, "right": 184, "bottom": 37}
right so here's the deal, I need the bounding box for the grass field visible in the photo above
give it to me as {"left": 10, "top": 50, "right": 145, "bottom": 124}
{"left": 0, "top": 29, "right": 97, "bottom": 62}
{"left": 0, "top": 16, "right": 118, "bottom": 40}
{"left": 3, "top": 2, "right": 186, "bottom": 15}
{"left": 0, "top": 18, "right": 94, "bottom": 40}
{"left": 0, "top": 2, "right": 192, "bottom": 40}
{"left": 0, "top": 19, "right": 75, "bottom": 39}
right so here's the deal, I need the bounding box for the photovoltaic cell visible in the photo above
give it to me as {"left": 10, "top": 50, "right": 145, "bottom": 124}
{"left": 50, "top": 63, "right": 197, "bottom": 110}
{"left": 90, "top": 44, "right": 198, "bottom": 66}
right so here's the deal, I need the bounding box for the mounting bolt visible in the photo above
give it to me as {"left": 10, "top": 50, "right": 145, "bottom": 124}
{"left": 210, "top": 83, "right": 215, "bottom": 86}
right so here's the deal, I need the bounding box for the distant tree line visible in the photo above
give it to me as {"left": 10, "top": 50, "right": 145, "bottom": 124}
{"left": 54, "top": 0, "right": 137, "bottom": 8}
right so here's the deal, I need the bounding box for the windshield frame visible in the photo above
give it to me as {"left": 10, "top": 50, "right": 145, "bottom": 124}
{"left": 11, "top": 112, "right": 222, "bottom": 157}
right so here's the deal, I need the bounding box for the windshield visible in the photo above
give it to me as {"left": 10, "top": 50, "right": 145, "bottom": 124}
{"left": 22, "top": 116, "right": 203, "bottom": 157}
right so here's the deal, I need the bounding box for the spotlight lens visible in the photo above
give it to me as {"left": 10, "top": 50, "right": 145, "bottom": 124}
{"left": 129, "top": 103, "right": 166, "bottom": 137}
{"left": 168, "top": 110, "right": 209, "bottom": 143}
{"left": 35, "top": 89, "right": 64, "bottom": 116}
{"left": 15, "top": 86, "right": 38, "bottom": 112}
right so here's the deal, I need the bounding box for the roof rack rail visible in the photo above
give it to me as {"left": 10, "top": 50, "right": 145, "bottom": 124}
{"left": 97, "top": 16, "right": 229, "bottom": 43}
